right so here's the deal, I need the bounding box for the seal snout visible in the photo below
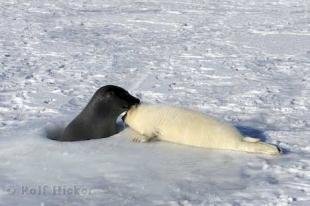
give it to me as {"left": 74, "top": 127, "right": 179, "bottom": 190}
{"left": 125, "top": 96, "right": 140, "bottom": 108}
{"left": 123, "top": 101, "right": 140, "bottom": 110}
{"left": 133, "top": 97, "right": 140, "bottom": 105}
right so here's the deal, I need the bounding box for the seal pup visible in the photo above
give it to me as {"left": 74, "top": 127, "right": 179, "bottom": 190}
{"left": 47, "top": 85, "right": 140, "bottom": 141}
{"left": 124, "top": 104, "right": 281, "bottom": 155}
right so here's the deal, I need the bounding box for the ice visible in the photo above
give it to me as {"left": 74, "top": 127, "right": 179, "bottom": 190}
{"left": 0, "top": 0, "right": 309, "bottom": 205}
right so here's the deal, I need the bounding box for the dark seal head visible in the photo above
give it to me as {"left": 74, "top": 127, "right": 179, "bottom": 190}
{"left": 47, "top": 85, "right": 140, "bottom": 141}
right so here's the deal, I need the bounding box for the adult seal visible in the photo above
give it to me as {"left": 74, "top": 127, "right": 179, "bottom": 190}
{"left": 47, "top": 85, "right": 140, "bottom": 141}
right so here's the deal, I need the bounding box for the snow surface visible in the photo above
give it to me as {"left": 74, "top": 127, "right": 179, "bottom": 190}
{"left": 0, "top": 0, "right": 310, "bottom": 205}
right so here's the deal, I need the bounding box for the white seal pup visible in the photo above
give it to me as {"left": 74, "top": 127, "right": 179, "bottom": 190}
{"left": 124, "top": 104, "right": 281, "bottom": 155}
{"left": 47, "top": 85, "right": 140, "bottom": 141}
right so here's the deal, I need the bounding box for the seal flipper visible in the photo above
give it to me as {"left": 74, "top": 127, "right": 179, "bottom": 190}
{"left": 128, "top": 128, "right": 157, "bottom": 143}
{"left": 237, "top": 141, "right": 280, "bottom": 155}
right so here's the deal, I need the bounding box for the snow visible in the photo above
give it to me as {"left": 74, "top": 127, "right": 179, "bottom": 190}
{"left": 0, "top": 0, "right": 309, "bottom": 205}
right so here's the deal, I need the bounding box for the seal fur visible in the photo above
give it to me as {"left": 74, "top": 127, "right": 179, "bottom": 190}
{"left": 124, "top": 104, "right": 281, "bottom": 155}
{"left": 47, "top": 85, "right": 140, "bottom": 141}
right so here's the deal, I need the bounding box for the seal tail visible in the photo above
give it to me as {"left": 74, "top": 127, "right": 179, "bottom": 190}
{"left": 237, "top": 141, "right": 281, "bottom": 155}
